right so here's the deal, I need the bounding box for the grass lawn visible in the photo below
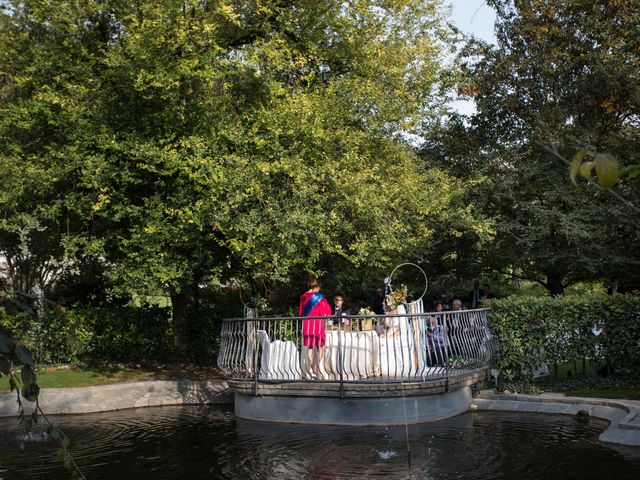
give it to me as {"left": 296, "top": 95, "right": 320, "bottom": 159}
{"left": 502, "top": 362, "right": 640, "bottom": 400}
{"left": 562, "top": 387, "right": 640, "bottom": 400}
{"left": 0, "top": 364, "right": 224, "bottom": 390}
{"left": 533, "top": 360, "right": 640, "bottom": 400}
{"left": 0, "top": 366, "right": 154, "bottom": 390}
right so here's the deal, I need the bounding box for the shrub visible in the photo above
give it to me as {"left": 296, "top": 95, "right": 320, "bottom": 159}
{"left": 71, "top": 305, "right": 173, "bottom": 364}
{"left": 1, "top": 303, "right": 226, "bottom": 366}
{"left": 0, "top": 307, "right": 85, "bottom": 365}
{"left": 490, "top": 293, "right": 640, "bottom": 381}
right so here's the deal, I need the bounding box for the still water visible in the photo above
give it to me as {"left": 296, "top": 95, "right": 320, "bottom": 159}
{"left": 1, "top": 405, "right": 639, "bottom": 479}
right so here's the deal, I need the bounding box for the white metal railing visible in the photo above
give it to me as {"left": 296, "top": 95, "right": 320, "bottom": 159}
{"left": 218, "top": 308, "right": 494, "bottom": 384}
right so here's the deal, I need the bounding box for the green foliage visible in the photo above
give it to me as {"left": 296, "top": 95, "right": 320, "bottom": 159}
{"left": 425, "top": 0, "right": 640, "bottom": 294}
{"left": 0, "top": 326, "right": 41, "bottom": 453}
{"left": 0, "top": 305, "right": 90, "bottom": 365}
{"left": 0, "top": 0, "right": 485, "bottom": 324}
{"left": 67, "top": 306, "right": 173, "bottom": 364}
{"left": 0, "top": 325, "right": 38, "bottom": 397}
{"left": 490, "top": 294, "right": 640, "bottom": 381}
{"left": 0, "top": 303, "right": 224, "bottom": 365}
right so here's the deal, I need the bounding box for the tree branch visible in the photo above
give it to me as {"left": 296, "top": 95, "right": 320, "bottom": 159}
{"left": 498, "top": 268, "right": 548, "bottom": 289}
{"left": 535, "top": 141, "right": 640, "bottom": 215}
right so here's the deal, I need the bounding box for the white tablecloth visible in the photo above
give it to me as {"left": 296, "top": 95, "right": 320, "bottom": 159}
{"left": 323, "top": 330, "right": 380, "bottom": 380}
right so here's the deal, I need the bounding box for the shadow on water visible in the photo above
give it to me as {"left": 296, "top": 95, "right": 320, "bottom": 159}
{"left": 0, "top": 405, "right": 639, "bottom": 479}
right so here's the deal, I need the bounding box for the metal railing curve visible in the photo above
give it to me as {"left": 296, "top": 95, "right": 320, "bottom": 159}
{"left": 218, "top": 308, "right": 495, "bottom": 387}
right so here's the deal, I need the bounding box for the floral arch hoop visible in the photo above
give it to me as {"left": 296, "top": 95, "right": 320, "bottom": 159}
{"left": 384, "top": 262, "right": 428, "bottom": 304}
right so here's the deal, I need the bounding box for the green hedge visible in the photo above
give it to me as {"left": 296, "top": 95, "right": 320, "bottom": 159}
{"left": 490, "top": 294, "right": 640, "bottom": 381}
{"left": 0, "top": 309, "right": 82, "bottom": 365}
{"left": 67, "top": 306, "right": 173, "bottom": 363}
{"left": 0, "top": 305, "right": 222, "bottom": 365}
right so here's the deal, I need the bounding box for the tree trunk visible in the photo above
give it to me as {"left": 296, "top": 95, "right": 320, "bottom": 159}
{"left": 171, "top": 289, "right": 197, "bottom": 342}
{"left": 545, "top": 272, "right": 564, "bottom": 296}
{"left": 511, "top": 266, "right": 521, "bottom": 289}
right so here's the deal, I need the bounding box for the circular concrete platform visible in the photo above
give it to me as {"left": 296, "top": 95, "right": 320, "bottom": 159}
{"left": 235, "top": 385, "right": 473, "bottom": 425}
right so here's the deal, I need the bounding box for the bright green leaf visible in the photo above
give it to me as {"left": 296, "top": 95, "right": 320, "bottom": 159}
{"left": 569, "top": 149, "right": 586, "bottom": 185}
{"left": 594, "top": 153, "right": 619, "bottom": 188}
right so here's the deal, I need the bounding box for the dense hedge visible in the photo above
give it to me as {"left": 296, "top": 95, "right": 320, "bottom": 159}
{"left": 0, "top": 305, "right": 222, "bottom": 365}
{"left": 490, "top": 294, "right": 640, "bottom": 381}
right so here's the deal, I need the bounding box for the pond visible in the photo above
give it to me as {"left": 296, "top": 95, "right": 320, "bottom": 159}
{"left": 1, "top": 406, "right": 639, "bottom": 479}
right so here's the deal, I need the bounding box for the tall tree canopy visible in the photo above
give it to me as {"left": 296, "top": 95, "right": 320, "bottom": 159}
{"left": 424, "top": 0, "right": 640, "bottom": 294}
{"left": 1, "top": 1, "right": 486, "bottom": 320}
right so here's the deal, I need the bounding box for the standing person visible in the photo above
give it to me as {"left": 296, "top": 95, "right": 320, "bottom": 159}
{"left": 371, "top": 287, "right": 386, "bottom": 315}
{"left": 437, "top": 286, "right": 454, "bottom": 310}
{"left": 448, "top": 298, "right": 464, "bottom": 357}
{"left": 468, "top": 279, "right": 485, "bottom": 309}
{"left": 607, "top": 278, "right": 625, "bottom": 295}
{"left": 332, "top": 293, "right": 352, "bottom": 330}
{"left": 299, "top": 278, "right": 332, "bottom": 378}
{"left": 481, "top": 283, "right": 494, "bottom": 303}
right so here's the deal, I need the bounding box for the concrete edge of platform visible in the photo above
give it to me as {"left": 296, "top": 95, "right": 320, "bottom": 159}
{"left": 471, "top": 391, "right": 640, "bottom": 447}
{"left": 0, "top": 379, "right": 233, "bottom": 418}
{"left": 234, "top": 386, "right": 473, "bottom": 426}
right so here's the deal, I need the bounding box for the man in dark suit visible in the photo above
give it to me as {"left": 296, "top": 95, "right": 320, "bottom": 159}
{"left": 607, "top": 278, "right": 625, "bottom": 295}
{"left": 468, "top": 279, "right": 485, "bottom": 309}
{"left": 332, "top": 293, "right": 352, "bottom": 329}
{"left": 371, "top": 288, "right": 386, "bottom": 315}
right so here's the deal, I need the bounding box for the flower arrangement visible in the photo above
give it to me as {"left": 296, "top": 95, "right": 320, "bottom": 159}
{"left": 385, "top": 284, "right": 408, "bottom": 310}
{"left": 248, "top": 293, "right": 269, "bottom": 311}
{"left": 357, "top": 307, "right": 376, "bottom": 331}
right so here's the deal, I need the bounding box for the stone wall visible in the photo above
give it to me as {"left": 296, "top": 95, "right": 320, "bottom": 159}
{"left": 0, "top": 380, "right": 232, "bottom": 418}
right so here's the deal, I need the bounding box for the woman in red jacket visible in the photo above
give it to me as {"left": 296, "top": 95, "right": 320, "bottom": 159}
{"left": 299, "top": 278, "right": 332, "bottom": 378}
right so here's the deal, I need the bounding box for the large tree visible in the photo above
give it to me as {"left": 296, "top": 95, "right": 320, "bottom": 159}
{"left": 424, "top": 0, "right": 640, "bottom": 295}
{"left": 1, "top": 1, "right": 486, "bottom": 325}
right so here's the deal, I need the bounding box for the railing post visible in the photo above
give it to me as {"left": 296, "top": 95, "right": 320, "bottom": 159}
{"left": 337, "top": 316, "right": 344, "bottom": 399}
{"left": 253, "top": 317, "right": 259, "bottom": 396}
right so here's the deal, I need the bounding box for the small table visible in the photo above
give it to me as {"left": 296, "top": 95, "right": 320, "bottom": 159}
{"left": 323, "top": 330, "right": 380, "bottom": 380}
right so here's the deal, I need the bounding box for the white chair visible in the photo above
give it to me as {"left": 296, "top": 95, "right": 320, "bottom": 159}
{"left": 257, "top": 330, "right": 302, "bottom": 380}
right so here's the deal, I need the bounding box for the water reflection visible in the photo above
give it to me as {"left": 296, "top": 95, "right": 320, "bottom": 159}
{"left": 0, "top": 405, "right": 639, "bottom": 479}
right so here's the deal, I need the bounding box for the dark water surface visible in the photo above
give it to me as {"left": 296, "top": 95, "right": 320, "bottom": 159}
{"left": 1, "top": 405, "right": 639, "bottom": 479}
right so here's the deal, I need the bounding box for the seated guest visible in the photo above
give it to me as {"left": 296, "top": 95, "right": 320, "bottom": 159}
{"left": 437, "top": 286, "right": 454, "bottom": 310}
{"left": 451, "top": 298, "right": 463, "bottom": 311}
{"left": 426, "top": 316, "right": 448, "bottom": 366}
{"left": 332, "top": 293, "right": 352, "bottom": 329}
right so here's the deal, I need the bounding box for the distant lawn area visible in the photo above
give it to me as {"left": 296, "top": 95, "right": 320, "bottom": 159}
{"left": 504, "top": 360, "right": 640, "bottom": 400}
{"left": 563, "top": 387, "right": 640, "bottom": 400}
{"left": 0, "top": 365, "right": 223, "bottom": 390}
{"left": 0, "top": 366, "right": 154, "bottom": 390}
